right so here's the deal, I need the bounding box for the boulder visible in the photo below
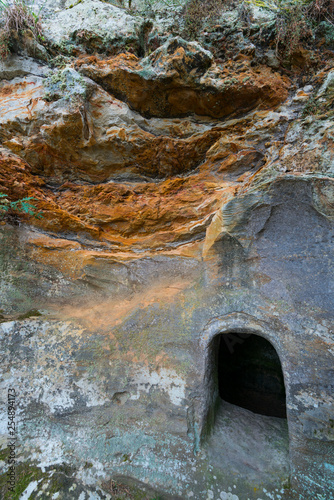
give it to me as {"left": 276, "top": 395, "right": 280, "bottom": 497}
{"left": 42, "top": 0, "right": 142, "bottom": 55}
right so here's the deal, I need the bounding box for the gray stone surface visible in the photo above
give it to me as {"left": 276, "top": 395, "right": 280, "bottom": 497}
{"left": 206, "top": 401, "right": 289, "bottom": 485}
{"left": 1, "top": 175, "right": 333, "bottom": 498}
{"left": 0, "top": 55, "right": 50, "bottom": 80}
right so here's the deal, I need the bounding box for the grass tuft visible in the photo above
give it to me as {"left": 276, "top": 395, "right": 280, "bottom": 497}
{"left": 0, "top": 0, "right": 44, "bottom": 59}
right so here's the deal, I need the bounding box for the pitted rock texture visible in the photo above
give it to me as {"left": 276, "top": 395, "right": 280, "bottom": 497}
{"left": 76, "top": 37, "right": 290, "bottom": 118}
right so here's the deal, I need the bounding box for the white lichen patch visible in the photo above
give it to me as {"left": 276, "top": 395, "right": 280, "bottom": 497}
{"left": 74, "top": 376, "right": 108, "bottom": 407}
{"left": 219, "top": 492, "right": 239, "bottom": 500}
{"left": 309, "top": 322, "right": 334, "bottom": 353}
{"left": 20, "top": 480, "right": 41, "bottom": 499}
{"left": 37, "top": 376, "right": 75, "bottom": 414}
{"left": 0, "top": 321, "right": 15, "bottom": 337}
{"left": 28, "top": 438, "right": 65, "bottom": 470}
{"left": 294, "top": 389, "right": 334, "bottom": 409}
{"left": 44, "top": 0, "right": 139, "bottom": 46}
{"left": 0, "top": 320, "right": 108, "bottom": 415}
{"left": 130, "top": 367, "right": 186, "bottom": 406}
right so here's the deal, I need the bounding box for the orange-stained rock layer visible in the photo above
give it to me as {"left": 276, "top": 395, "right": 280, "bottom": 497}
{"left": 0, "top": 149, "right": 100, "bottom": 238}
{"left": 75, "top": 41, "right": 290, "bottom": 119}
{"left": 0, "top": 74, "right": 227, "bottom": 183}
{"left": 0, "top": 147, "right": 235, "bottom": 249}
{"left": 1, "top": 46, "right": 333, "bottom": 265}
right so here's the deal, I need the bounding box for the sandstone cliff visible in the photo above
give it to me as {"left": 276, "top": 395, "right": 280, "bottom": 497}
{"left": 0, "top": 0, "right": 333, "bottom": 499}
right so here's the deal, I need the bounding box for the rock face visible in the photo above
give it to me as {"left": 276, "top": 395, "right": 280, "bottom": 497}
{"left": 42, "top": 0, "right": 142, "bottom": 55}
{"left": 0, "top": 68, "right": 223, "bottom": 184}
{"left": 0, "top": 10, "right": 334, "bottom": 500}
{"left": 76, "top": 37, "right": 290, "bottom": 118}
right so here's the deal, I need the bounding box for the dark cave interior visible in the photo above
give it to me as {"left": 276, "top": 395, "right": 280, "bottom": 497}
{"left": 217, "top": 333, "right": 287, "bottom": 418}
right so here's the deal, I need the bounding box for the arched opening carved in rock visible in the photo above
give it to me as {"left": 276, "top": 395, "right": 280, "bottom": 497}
{"left": 203, "top": 331, "right": 290, "bottom": 485}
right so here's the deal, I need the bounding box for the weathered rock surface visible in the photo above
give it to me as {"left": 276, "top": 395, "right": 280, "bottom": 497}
{"left": 0, "top": 14, "right": 334, "bottom": 500}
{"left": 206, "top": 401, "right": 289, "bottom": 483}
{"left": 0, "top": 55, "right": 333, "bottom": 256}
{"left": 0, "top": 55, "right": 50, "bottom": 80}
{"left": 0, "top": 68, "right": 222, "bottom": 184}
{"left": 42, "top": 0, "right": 142, "bottom": 55}
{"left": 0, "top": 39, "right": 292, "bottom": 250}
{"left": 76, "top": 37, "right": 290, "bottom": 118}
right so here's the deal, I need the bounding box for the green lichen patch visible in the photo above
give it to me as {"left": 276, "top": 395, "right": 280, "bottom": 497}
{"left": 43, "top": 66, "right": 92, "bottom": 102}
{"left": 0, "top": 460, "right": 113, "bottom": 499}
{"left": 17, "top": 309, "right": 42, "bottom": 320}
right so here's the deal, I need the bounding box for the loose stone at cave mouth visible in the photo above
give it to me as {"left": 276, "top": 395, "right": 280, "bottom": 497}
{"left": 218, "top": 334, "right": 287, "bottom": 418}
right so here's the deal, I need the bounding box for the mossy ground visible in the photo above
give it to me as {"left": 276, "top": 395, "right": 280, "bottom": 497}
{"left": 0, "top": 454, "right": 48, "bottom": 500}
{"left": 0, "top": 450, "right": 169, "bottom": 499}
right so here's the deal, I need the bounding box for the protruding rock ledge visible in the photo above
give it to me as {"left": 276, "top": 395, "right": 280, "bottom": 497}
{"left": 76, "top": 37, "right": 290, "bottom": 119}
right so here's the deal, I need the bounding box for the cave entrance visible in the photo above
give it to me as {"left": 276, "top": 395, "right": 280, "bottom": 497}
{"left": 218, "top": 333, "right": 287, "bottom": 418}
{"left": 203, "top": 331, "right": 290, "bottom": 486}
{"left": 201, "top": 320, "right": 290, "bottom": 487}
